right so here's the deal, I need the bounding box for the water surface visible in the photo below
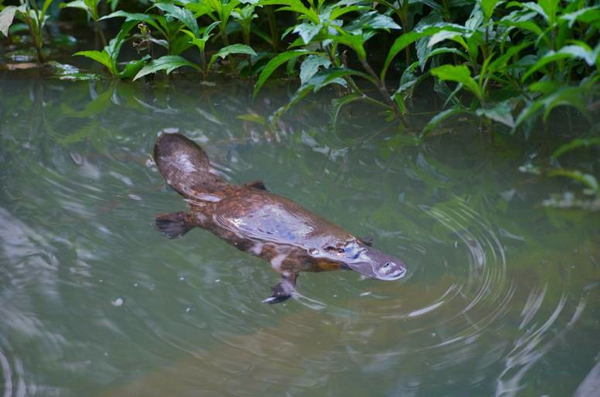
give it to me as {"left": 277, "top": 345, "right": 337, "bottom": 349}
{"left": 0, "top": 78, "right": 599, "bottom": 397}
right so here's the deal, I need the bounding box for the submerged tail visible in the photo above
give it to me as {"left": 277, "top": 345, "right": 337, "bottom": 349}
{"left": 154, "top": 132, "right": 227, "bottom": 199}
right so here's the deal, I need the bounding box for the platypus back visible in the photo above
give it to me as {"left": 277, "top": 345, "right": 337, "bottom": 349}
{"left": 154, "top": 132, "right": 228, "bottom": 199}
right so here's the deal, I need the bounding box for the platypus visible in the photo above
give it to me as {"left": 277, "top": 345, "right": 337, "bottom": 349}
{"left": 153, "top": 132, "right": 407, "bottom": 303}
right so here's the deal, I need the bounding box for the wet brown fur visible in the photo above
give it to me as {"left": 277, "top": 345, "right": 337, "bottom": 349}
{"left": 153, "top": 133, "right": 406, "bottom": 302}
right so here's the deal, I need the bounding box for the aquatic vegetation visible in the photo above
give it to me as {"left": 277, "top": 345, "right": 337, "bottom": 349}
{"left": 2, "top": 1, "right": 598, "bottom": 127}
{"left": 0, "top": 0, "right": 57, "bottom": 63}
{"left": 73, "top": 21, "right": 151, "bottom": 78}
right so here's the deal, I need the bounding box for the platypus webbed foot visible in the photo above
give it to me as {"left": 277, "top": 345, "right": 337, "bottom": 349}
{"left": 244, "top": 180, "right": 268, "bottom": 191}
{"left": 154, "top": 212, "right": 194, "bottom": 239}
{"left": 262, "top": 273, "right": 297, "bottom": 304}
{"left": 360, "top": 236, "right": 374, "bottom": 246}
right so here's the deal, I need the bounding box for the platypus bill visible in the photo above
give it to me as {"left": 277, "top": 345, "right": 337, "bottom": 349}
{"left": 153, "top": 132, "right": 407, "bottom": 304}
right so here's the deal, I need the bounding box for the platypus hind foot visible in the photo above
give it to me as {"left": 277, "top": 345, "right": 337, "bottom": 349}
{"left": 154, "top": 212, "right": 194, "bottom": 239}
{"left": 244, "top": 180, "right": 268, "bottom": 191}
{"left": 262, "top": 273, "right": 297, "bottom": 304}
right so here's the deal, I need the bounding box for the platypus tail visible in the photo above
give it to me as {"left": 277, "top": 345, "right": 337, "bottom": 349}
{"left": 154, "top": 132, "right": 226, "bottom": 199}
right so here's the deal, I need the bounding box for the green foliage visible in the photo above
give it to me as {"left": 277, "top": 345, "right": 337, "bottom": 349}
{"left": 0, "top": 0, "right": 598, "bottom": 144}
{"left": 208, "top": 43, "right": 256, "bottom": 69}
{"left": 74, "top": 21, "right": 142, "bottom": 78}
{"left": 0, "top": 0, "right": 55, "bottom": 63}
{"left": 133, "top": 55, "right": 201, "bottom": 80}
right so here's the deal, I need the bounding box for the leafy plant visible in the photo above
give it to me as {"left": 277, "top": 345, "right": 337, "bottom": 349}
{"left": 133, "top": 43, "right": 256, "bottom": 80}
{"left": 61, "top": 0, "right": 107, "bottom": 46}
{"left": 1, "top": 0, "right": 598, "bottom": 139}
{"left": 0, "top": 0, "right": 56, "bottom": 63}
{"left": 101, "top": 3, "right": 197, "bottom": 56}
{"left": 416, "top": 0, "right": 599, "bottom": 135}
{"left": 185, "top": 0, "right": 244, "bottom": 47}
{"left": 253, "top": 0, "right": 412, "bottom": 126}
{"left": 74, "top": 21, "right": 149, "bottom": 78}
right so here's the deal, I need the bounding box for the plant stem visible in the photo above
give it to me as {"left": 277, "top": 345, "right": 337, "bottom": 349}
{"left": 220, "top": 23, "right": 229, "bottom": 46}
{"left": 243, "top": 28, "right": 252, "bottom": 75}
{"left": 359, "top": 57, "right": 408, "bottom": 128}
{"left": 96, "top": 21, "right": 108, "bottom": 48}
{"left": 200, "top": 49, "right": 207, "bottom": 79}
{"left": 23, "top": 14, "right": 45, "bottom": 64}
{"left": 483, "top": 22, "right": 489, "bottom": 60}
{"left": 265, "top": 6, "right": 280, "bottom": 51}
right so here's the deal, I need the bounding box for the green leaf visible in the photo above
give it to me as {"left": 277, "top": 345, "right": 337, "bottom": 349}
{"left": 170, "top": 33, "right": 195, "bottom": 56}
{"left": 332, "top": 33, "right": 367, "bottom": 61}
{"left": 293, "top": 22, "right": 322, "bottom": 44}
{"left": 476, "top": 101, "right": 515, "bottom": 128}
{"left": 0, "top": 6, "right": 19, "bottom": 37}
{"left": 329, "top": 5, "right": 366, "bottom": 21}
{"left": 100, "top": 10, "right": 155, "bottom": 23}
{"left": 548, "top": 169, "right": 598, "bottom": 192}
{"left": 201, "top": 20, "right": 221, "bottom": 39}
{"left": 331, "top": 93, "right": 362, "bottom": 129}
{"left": 41, "top": 0, "right": 55, "bottom": 20}
{"left": 421, "top": 107, "right": 469, "bottom": 136}
{"left": 271, "top": 84, "right": 314, "bottom": 123}
{"left": 552, "top": 138, "right": 600, "bottom": 159}
{"left": 185, "top": 2, "right": 213, "bottom": 19}
{"left": 182, "top": 20, "right": 220, "bottom": 53}
{"left": 416, "top": 0, "right": 443, "bottom": 12}
{"left": 515, "top": 100, "right": 544, "bottom": 127}
{"left": 394, "top": 61, "right": 420, "bottom": 96}
{"left": 560, "top": 44, "right": 599, "bottom": 66}
{"left": 346, "top": 11, "right": 401, "bottom": 31}
{"left": 102, "top": 20, "right": 136, "bottom": 69}
{"left": 155, "top": 3, "right": 199, "bottom": 37}
{"left": 299, "top": 55, "right": 331, "bottom": 86}
{"left": 381, "top": 28, "right": 440, "bottom": 80}
{"left": 208, "top": 44, "right": 256, "bottom": 69}
{"left": 430, "top": 65, "right": 482, "bottom": 101}
{"left": 523, "top": 45, "right": 598, "bottom": 81}
{"left": 466, "top": 4, "right": 484, "bottom": 29}
{"left": 507, "top": 1, "right": 548, "bottom": 22}
{"left": 561, "top": 6, "right": 600, "bottom": 28}
{"left": 488, "top": 41, "right": 532, "bottom": 74}
{"left": 538, "top": 0, "right": 559, "bottom": 25}
{"left": 422, "top": 47, "right": 469, "bottom": 67}
{"left": 119, "top": 55, "right": 150, "bottom": 79}
{"left": 306, "top": 67, "right": 365, "bottom": 91}
{"left": 529, "top": 80, "right": 561, "bottom": 95}
{"left": 261, "top": 0, "right": 320, "bottom": 24}
{"left": 61, "top": 0, "right": 97, "bottom": 19}
{"left": 74, "top": 50, "right": 115, "bottom": 75}
{"left": 428, "top": 29, "right": 466, "bottom": 48}
{"left": 253, "top": 50, "right": 314, "bottom": 98}
{"left": 183, "top": 29, "right": 208, "bottom": 52}
{"left": 133, "top": 55, "right": 201, "bottom": 80}
{"left": 501, "top": 19, "right": 544, "bottom": 38}
{"left": 480, "top": 0, "right": 500, "bottom": 22}
{"left": 541, "top": 87, "right": 590, "bottom": 121}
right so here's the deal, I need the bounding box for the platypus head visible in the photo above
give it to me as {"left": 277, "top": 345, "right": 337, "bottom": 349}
{"left": 326, "top": 241, "right": 407, "bottom": 281}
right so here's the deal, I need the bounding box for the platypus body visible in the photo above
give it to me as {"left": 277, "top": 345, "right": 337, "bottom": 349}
{"left": 153, "top": 133, "right": 406, "bottom": 303}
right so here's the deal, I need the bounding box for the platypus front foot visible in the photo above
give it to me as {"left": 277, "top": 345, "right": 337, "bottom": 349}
{"left": 154, "top": 212, "right": 194, "bottom": 239}
{"left": 262, "top": 273, "right": 297, "bottom": 304}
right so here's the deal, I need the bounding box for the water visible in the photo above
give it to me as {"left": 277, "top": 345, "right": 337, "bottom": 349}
{"left": 0, "top": 78, "right": 599, "bottom": 397}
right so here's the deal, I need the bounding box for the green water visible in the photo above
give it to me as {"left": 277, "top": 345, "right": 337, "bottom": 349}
{"left": 0, "top": 78, "right": 599, "bottom": 397}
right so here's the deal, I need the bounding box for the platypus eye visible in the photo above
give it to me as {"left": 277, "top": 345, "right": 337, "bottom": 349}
{"left": 325, "top": 246, "right": 345, "bottom": 255}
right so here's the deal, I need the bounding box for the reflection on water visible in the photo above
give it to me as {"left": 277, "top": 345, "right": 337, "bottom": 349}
{"left": 0, "top": 78, "right": 599, "bottom": 397}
